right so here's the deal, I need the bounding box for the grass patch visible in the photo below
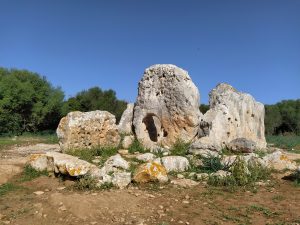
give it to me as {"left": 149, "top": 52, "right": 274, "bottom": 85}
{"left": 66, "top": 146, "right": 118, "bottom": 165}
{"left": 267, "top": 135, "right": 300, "bottom": 151}
{"left": 73, "top": 176, "right": 114, "bottom": 191}
{"left": 207, "top": 156, "right": 271, "bottom": 190}
{"left": 200, "top": 154, "right": 227, "bottom": 173}
{"left": 0, "top": 132, "right": 58, "bottom": 150}
{"left": 169, "top": 139, "right": 190, "bottom": 156}
{"left": 18, "top": 165, "right": 48, "bottom": 182}
{"left": 0, "top": 183, "right": 22, "bottom": 196}
{"left": 128, "top": 139, "right": 147, "bottom": 154}
{"left": 247, "top": 204, "right": 280, "bottom": 218}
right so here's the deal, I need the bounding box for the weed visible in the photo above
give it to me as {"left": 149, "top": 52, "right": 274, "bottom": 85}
{"left": 73, "top": 176, "right": 98, "bottom": 190}
{"left": 200, "top": 154, "right": 226, "bottom": 173}
{"left": 66, "top": 146, "right": 118, "bottom": 165}
{"left": 99, "top": 182, "right": 114, "bottom": 190}
{"left": 248, "top": 204, "right": 280, "bottom": 218}
{"left": 0, "top": 183, "right": 22, "bottom": 196}
{"left": 18, "top": 165, "right": 48, "bottom": 182}
{"left": 169, "top": 139, "right": 190, "bottom": 156}
{"left": 128, "top": 139, "right": 147, "bottom": 154}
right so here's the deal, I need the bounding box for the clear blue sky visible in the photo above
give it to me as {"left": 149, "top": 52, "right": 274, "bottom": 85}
{"left": 0, "top": 0, "right": 299, "bottom": 104}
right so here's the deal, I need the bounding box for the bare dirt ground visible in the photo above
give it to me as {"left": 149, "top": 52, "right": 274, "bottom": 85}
{"left": 1, "top": 144, "right": 300, "bottom": 225}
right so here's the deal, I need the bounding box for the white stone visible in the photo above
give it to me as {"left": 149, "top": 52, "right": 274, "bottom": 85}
{"left": 118, "top": 103, "right": 134, "bottom": 134}
{"left": 191, "top": 83, "right": 266, "bottom": 152}
{"left": 122, "top": 135, "right": 134, "bottom": 149}
{"left": 211, "top": 170, "right": 232, "bottom": 178}
{"left": 112, "top": 172, "right": 132, "bottom": 189}
{"left": 170, "top": 179, "right": 199, "bottom": 188}
{"left": 133, "top": 64, "right": 201, "bottom": 149}
{"left": 161, "top": 156, "right": 190, "bottom": 172}
{"left": 136, "top": 153, "right": 156, "bottom": 162}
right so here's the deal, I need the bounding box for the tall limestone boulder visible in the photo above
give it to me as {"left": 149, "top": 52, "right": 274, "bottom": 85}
{"left": 118, "top": 103, "right": 134, "bottom": 134}
{"left": 57, "top": 110, "right": 120, "bottom": 152}
{"left": 133, "top": 64, "right": 201, "bottom": 149}
{"left": 191, "top": 83, "right": 266, "bottom": 153}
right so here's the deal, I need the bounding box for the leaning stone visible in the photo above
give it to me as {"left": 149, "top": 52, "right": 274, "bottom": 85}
{"left": 133, "top": 162, "right": 168, "bottom": 183}
{"left": 112, "top": 172, "right": 132, "bottom": 189}
{"left": 118, "top": 103, "right": 134, "bottom": 134}
{"left": 170, "top": 179, "right": 199, "bottom": 188}
{"left": 122, "top": 135, "right": 134, "bottom": 149}
{"left": 57, "top": 110, "right": 120, "bottom": 151}
{"left": 133, "top": 64, "right": 201, "bottom": 149}
{"left": 161, "top": 156, "right": 190, "bottom": 172}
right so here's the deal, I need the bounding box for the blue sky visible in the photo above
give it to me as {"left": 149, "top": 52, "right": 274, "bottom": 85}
{"left": 0, "top": 0, "right": 299, "bottom": 104}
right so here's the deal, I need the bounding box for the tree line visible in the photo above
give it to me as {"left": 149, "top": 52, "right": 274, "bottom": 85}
{"left": 0, "top": 68, "right": 299, "bottom": 136}
{"left": 0, "top": 68, "right": 127, "bottom": 135}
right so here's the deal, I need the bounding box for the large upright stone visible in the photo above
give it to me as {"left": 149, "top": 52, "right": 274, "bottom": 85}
{"left": 191, "top": 83, "right": 266, "bottom": 152}
{"left": 118, "top": 103, "right": 134, "bottom": 134}
{"left": 133, "top": 64, "right": 201, "bottom": 149}
{"left": 57, "top": 110, "right": 120, "bottom": 151}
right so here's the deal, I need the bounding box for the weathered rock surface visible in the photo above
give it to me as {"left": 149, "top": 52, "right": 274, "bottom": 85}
{"left": 101, "top": 154, "right": 130, "bottom": 174}
{"left": 133, "top": 162, "right": 168, "bottom": 183}
{"left": 161, "top": 156, "right": 190, "bottom": 172}
{"left": 136, "top": 153, "right": 156, "bottom": 162}
{"left": 57, "top": 110, "right": 120, "bottom": 151}
{"left": 191, "top": 83, "right": 266, "bottom": 152}
{"left": 262, "top": 150, "right": 297, "bottom": 171}
{"left": 29, "top": 152, "right": 97, "bottom": 176}
{"left": 122, "top": 135, "right": 134, "bottom": 149}
{"left": 133, "top": 64, "right": 201, "bottom": 149}
{"left": 112, "top": 172, "right": 132, "bottom": 189}
{"left": 170, "top": 179, "right": 199, "bottom": 188}
{"left": 118, "top": 103, "right": 134, "bottom": 134}
{"left": 227, "top": 138, "right": 257, "bottom": 153}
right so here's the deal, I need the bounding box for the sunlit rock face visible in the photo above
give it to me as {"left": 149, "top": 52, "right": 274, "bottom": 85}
{"left": 191, "top": 83, "right": 266, "bottom": 153}
{"left": 57, "top": 110, "right": 120, "bottom": 151}
{"left": 133, "top": 64, "right": 201, "bottom": 150}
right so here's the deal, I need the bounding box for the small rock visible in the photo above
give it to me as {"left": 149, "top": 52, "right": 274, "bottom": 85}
{"left": 136, "top": 153, "right": 156, "bottom": 162}
{"left": 177, "top": 174, "right": 185, "bottom": 179}
{"left": 182, "top": 200, "right": 189, "bottom": 204}
{"left": 92, "top": 159, "right": 101, "bottom": 164}
{"left": 90, "top": 222, "right": 98, "bottom": 225}
{"left": 56, "top": 187, "right": 66, "bottom": 191}
{"left": 34, "top": 191, "right": 44, "bottom": 195}
{"left": 162, "top": 156, "right": 190, "bottom": 172}
{"left": 118, "top": 149, "right": 129, "bottom": 155}
{"left": 211, "top": 170, "right": 232, "bottom": 178}
{"left": 59, "top": 205, "right": 67, "bottom": 211}
{"left": 171, "top": 179, "right": 199, "bottom": 188}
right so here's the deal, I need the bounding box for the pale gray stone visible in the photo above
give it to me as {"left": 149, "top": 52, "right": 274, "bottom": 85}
{"left": 122, "top": 135, "right": 134, "bottom": 149}
{"left": 112, "top": 172, "right": 132, "bottom": 189}
{"left": 136, "top": 153, "right": 156, "bottom": 162}
{"left": 118, "top": 103, "right": 134, "bottom": 134}
{"left": 133, "top": 64, "right": 201, "bottom": 149}
{"left": 161, "top": 156, "right": 190, "bottom": 172}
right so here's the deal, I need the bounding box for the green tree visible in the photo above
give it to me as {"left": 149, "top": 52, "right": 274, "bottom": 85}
{"left": 265, "top": 105, "right": 282, "bottom": 135}
{"left": 0, "top": 68, "right": 64, "bottom": 134}
{"left": 63, "top": 87, "right": 127, "bottom": 122}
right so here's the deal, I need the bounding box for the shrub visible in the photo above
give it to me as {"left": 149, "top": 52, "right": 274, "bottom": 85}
{"left": 170, "top": 139, "right": 190, "bottom": 156}
{"left": 128, "top": 139, "right": 146, "bottom": 154}
{"left": 200, "top": 154, "right": 226, "bottom": 173}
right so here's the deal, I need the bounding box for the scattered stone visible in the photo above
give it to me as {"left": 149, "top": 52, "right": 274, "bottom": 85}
{"left": 102, "top": 154, "right": 130, "bottom": 173}
{"left": 136, "top": 153, "right": 156, "bottom": 162}
{"left": 133, "top": 162, "right": 168, "bottom": 183}
{"left": 92, "top": 159, "right": 101, "bottom": 164}
{"left": 118, "top": 149, "right": 129, "bottom": 155}
{"left": 57, "top": 110, "right": 120, "bottom": 151}
{"left": 33, "top": 191, "right": 45, "bottom": 195}
{"left": 196, "top": 173, "right": 209, "bottom": 180}
{"left": 177, "top": 174, "right": 185, "bottom": 179}
{"left": 182, "top": 200, "right": 190, "bottom": 204}
{"left": 171, "top": 179, "right": 199, "bottom": 188}
{"left": 161, "top": 156, "right": 190, "bottom": 172}
{"left": 133, "top": 64, "right": 201, "bottom": 149}
{"left": 112, "top": 172, "right": 132, "bottom": 189}
{"left": 56, "top": 187, "right": 66, "bottom": 191}
{"left": 262, "top": 150, "right": 297, "bottom": 171}
{"left": 211, "top": 170, "right": 232, "bottom": 178}
{"left": 59, "top": 205, "right": 67, "bottom": 211}
{"left": 118, "top": 103, "right": 134, "bottom": 134}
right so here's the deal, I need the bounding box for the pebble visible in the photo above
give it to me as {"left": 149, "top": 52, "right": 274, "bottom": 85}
{"left": 177, "top": 174, "right": 184, "bottom": 179}
{"left": 59, "top": 205, "right": 67, "bottom": 211}
{"left": 34, "top": 191, "right": 44, "bottom": 195}
{"left": 182, "top": 200, "right": 190, "bottom": 204}
{"left": 90, "top": 222, "right": 98, "bottom": 225}
{"left": 148, "top": 194, "right": 155, "bottom": 198}
{"left": 56, "top": 187, "right": 66, "bottom": 191}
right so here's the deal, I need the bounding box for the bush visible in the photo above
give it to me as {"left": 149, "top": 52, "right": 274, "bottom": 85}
{"left": 128, "top": 139, "right": 147, "bottom": 154}
{"left": 170, "top": 139, "right": 190, "bottom": 156}
{"left": 200, "top": 154, "right": 226, "bottom": 173}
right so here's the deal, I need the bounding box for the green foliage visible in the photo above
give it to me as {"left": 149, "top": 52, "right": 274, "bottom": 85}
{"left": 66, "top": 146, "right": 118, "bottom": 165}
{"left": 0, "top": 68, "right": 64, "bottom": 134}
{"left": 18, "top": 165, "right": 48, "bottom": 182}
{"left": 247, "top": 204, "right": 280, "bottom": 218}
{"left": 199, "top": 104, "right": 210, "bottom": 114}
{"left": 62, "top": 86, "right": 127, "bottom": 123}
{"left": 200, "top": 154, "right": 226, "bottom": 173}
{"left": 74, "top": 176, "right": 114, "bottom": 191}
{"left": 207, "top": 157, "right": 271, "bottom": 189}
{"left": 128, "top": 139, "right": 147, "bottom": 154}
{"left": 0, "top": 183, "right": 22, "bottom": 196}
{"left": 267, "top": 135, "right": 300, "bottom": 151}
{"left": 170, "top": 139, "right": 190, "bottom": 156}
{"left": 265, "top": 99, "right": 300, "bottom": 135}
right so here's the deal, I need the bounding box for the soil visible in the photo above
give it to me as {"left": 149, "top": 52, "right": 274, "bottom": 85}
{"left": 0, "top": 144, "right": 300, "bottom": 225}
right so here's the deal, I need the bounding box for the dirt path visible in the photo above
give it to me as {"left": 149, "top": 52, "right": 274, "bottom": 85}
{"left": 1, "top": 144, "right": 300, "bottom": 225}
